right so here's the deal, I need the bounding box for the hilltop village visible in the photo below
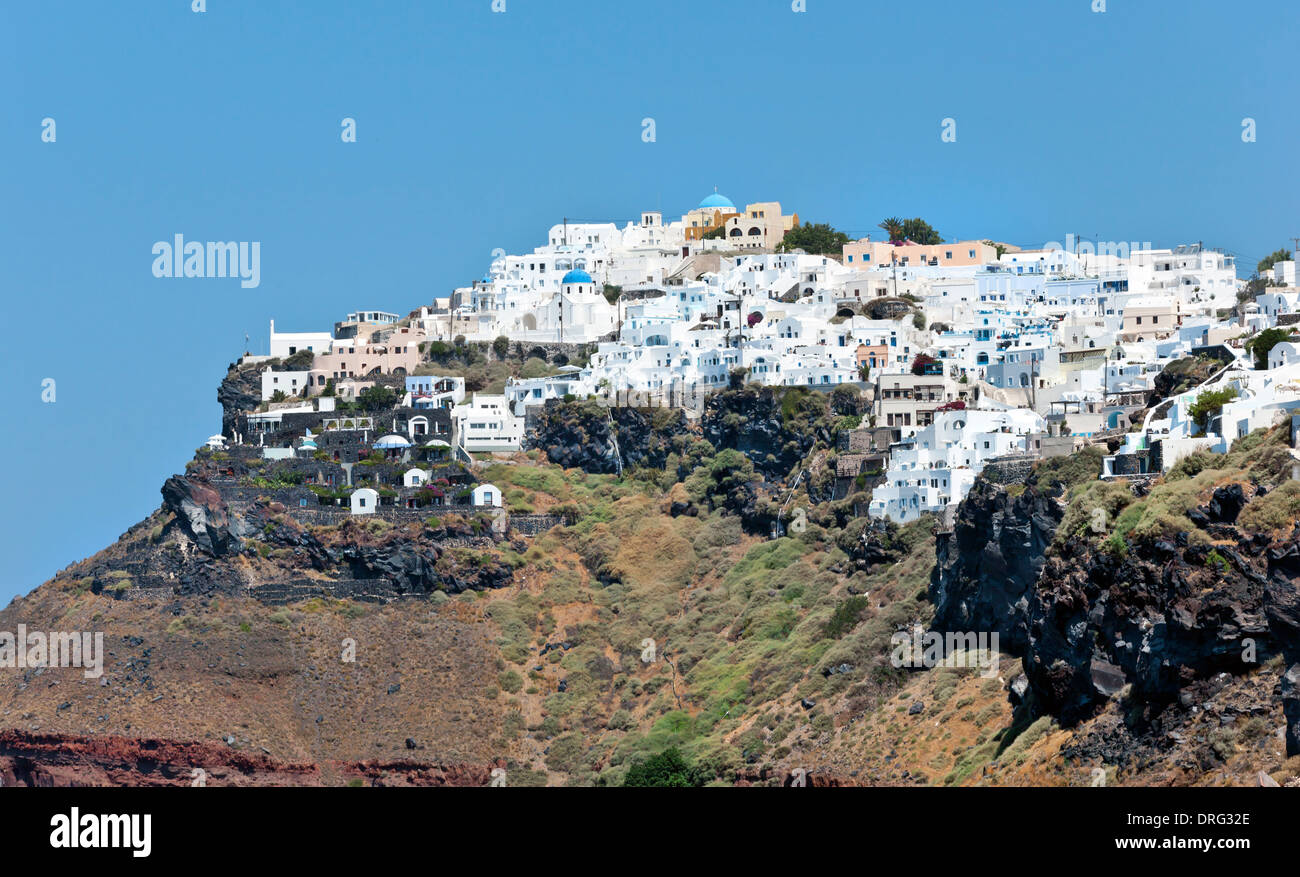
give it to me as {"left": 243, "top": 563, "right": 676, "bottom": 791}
{"left": 239, "top": 192, "right": 1300, "bottom": 529}
{"left": 14, "top": 194, "right": 1300, "bottom": 788}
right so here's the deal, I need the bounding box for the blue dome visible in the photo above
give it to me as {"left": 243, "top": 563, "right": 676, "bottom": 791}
{"left": 561, "top": 268, "right": 593, "bottom": 285}
{"left": 698, "top": 192, "right": 735, "bottom": 211}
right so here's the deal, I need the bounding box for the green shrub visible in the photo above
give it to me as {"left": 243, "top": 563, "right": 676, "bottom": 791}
{"left": 622, "top": 748, "right": 709, "bottom": 787}
{"left": 824, "top": 595, "right": 870, "bottom": 639}
{"left": 1238, "top": 481, "right": 1300, "bottom": 537}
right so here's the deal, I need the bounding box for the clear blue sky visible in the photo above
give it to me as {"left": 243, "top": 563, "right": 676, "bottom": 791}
{"left": 1, "top": 0, "right": 1296, "bottom": 601}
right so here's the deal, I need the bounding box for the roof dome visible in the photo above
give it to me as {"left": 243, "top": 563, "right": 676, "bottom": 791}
{"left": 698, "top": 192, "right": 734, "bottom": 211}
{"left": 561, "top": 268, "right": 593, "bottom": 285}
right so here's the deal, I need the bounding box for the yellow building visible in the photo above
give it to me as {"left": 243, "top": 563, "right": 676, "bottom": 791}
{"left": 682, "top": 190, "right": 739, "bottom": 240}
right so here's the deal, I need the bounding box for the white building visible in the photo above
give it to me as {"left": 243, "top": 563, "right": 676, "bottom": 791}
{"left": 470, "top": 483, "right": 503, "bottom": 508}
{"left": 350, "top": 487, "right": 379, "bottom": 515}
{"left": 269, "top": 319, "right": 333, "bottom": 358}
{"left": 869, "top": 407, "right": 1046, "bottom": 522}
{"left": 453, "top": 394, "right": 525, "bottom": 452}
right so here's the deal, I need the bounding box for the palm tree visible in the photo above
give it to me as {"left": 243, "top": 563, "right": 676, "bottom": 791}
{"left": 878, "top": 217, "right": 904, "bottom": 243}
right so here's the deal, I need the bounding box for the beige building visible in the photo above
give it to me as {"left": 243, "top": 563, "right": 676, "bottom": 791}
{"left": 843, "top": 238, "right": 997, "bottom": 269}
{"left": 307, "top": 339, "right": 423, "bottom": 388}
{"left": 719, "top": 201, "right": 799, "bottom": 250}
{"left": 1120, "top": 296, "right": 1183, "bottom": 342}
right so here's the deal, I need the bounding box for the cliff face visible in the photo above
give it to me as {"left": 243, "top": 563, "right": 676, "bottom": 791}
{"left": 929, "top": 479, "right": 1062, "bottom": 653}
{"left": 525, "top": 401, "right": 688, "bottom": 473}
{"left": 63, "top": 472, "right": 516, "bottom": 603}
{"left": 1029, "top": 520, "right": 1300, "bottom": 734}
{"left": 217, "top": 361, "right": 262, "bottom": 436}
{"left": 703, "top": 386, "right": 833, "bottom": 481}
{"left": 930, "top": 436, "right": 1300, "bottom": 757}
{"left": 524, "top": 385, "right": 849, "bottom": 488}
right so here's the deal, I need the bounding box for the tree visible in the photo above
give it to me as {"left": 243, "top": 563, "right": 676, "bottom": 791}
{"left": 983, "top": 240, "right": 1008, "bottom": 259}
{"left": 779, "top": 222, "right": 849, "bottom": 255}
{"left": 357, "top": 385, "right": 397, "bottom": 412}
{"left": 269, "top": 390, "right": 288, "bottom": 403}
{"left": 912, "top": 312, "right": 927, "bottom": 330}
{"left": 492, "top": 335, "right": 510, "bottom": 359}
{"left": 878, "top": 216, "right": 942, "bottom": 245}
{"left": 602, "top": 284, "right": 622, "bottom": 305}
{"left": 1245, "top": 327, "right": 1293, "bottom": 369}
{"left": 1257, "top": 249, "right": 1292, "bottom": 275}
{"left": 911, "top": 353, "right": 938, "bottom": 375}
{"left": 622, "top": 748, "right": 709, "bottom": 787}
{"left": 878, "top": 216, "right": 904, "bottom": 243}
{"left": 901, "top": 218, "right": 942, "bottom": 246}
{"left": 1188, "top": 387, "right": 1238, "bottom": 433}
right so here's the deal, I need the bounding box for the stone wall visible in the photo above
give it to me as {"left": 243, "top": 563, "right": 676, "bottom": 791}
{"left": 509, "top": 514, "right": 565, "bottom": 535}
{"left": 980, "top": 457, "right": 1037, "bottom": 485}
{"left": 246, "top": 577, "right": 420, "bottom": 605}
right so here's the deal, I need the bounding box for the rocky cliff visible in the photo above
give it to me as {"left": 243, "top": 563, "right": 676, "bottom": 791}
{"left": 930, "top": 428, "right": 1300, "bottom": 760}
{"left": 525, "top": 400, "right": 688, "bottom": 473}
{"left": 929, "top": 478, "right": 1063, "bottom": 653}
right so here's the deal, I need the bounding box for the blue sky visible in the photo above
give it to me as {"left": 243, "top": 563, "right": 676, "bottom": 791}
{"left": 1, "top": 0, "right": 1297, "bottom": 601}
